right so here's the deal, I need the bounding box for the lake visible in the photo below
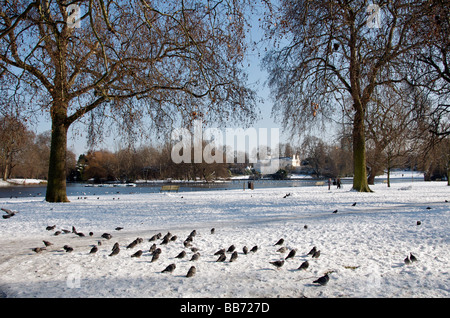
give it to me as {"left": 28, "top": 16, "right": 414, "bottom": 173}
{"left": 0, "top": 176, "right": 419, "bottom": 198}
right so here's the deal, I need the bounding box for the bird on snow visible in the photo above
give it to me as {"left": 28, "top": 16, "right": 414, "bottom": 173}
{"left": 250, "top": 245, "right": 258, "bottom": 253}
{"left": 131, "top": 250, "right": 143, "bottom": 258}
{"left": 352, "top": 202, "right": 357, "bottom": 206}
{"left": 410, "top": 253, "right": 417, "bottom": 262}
{"left": 404, "top": 255, "right": 411, "bottom": 265}
{"left": 313, "top": 273, "right": 330, "bottom": 286}
{"left": 149, "top": 243, "right": 157, "bottom": 254}
{"left": 304, "top": 225, "right": 308, "bottom": 229}
{"left": 307, "top": 246, "right": 317, "bottom": 255}
{"left": 227, "top": 245, "right": 236, "bottom": 253}
{"left": 43, "top": 240, "right": 53, "bottom": 247}
{"left": 89, "top": 246, "right": 98, "bottom": 254}
{"left": 109, "top": 245, "right": 120, "bottom": 256}
{"left": 115, "top": 227, "right": 123, "bottom": 231}
{"left": 101, "top": 233, "right": 112, "bottom": 240}
{"left": 416, "top": 221, "right": 421, "bottom": 226}
{"left": 63, "top": 245, "right": 74, "bottom": 253}
{"left": 46, "top": 225, "right": 56, "bottom": 231}
{"left": 274, "top": 238, "right": 284, "bottom": 246}
{"left": 1, "top": 208, "right": 18, "bottom": 219}
{"left": 312, "top": 250, "right": 321, "bottom": 258}
{"left": 186, "top": 266, "right": 196, "bottom": 278}
{"left": 190, "top": 230, "right": 197, "bottom": 237}
{"left": 32, "top": 247, "right": 45, "bottom": 253}
{"left": 270, "top": 260, "right": 284, "bottom": 269}
{"left": 214, "top": 248, "right": 225, "bottom": 256}
{"left": 277, "top": 247, "right": 287, "bottom": 253}
{"left": 242, "top": 246, "right": 248, "bottom": 255}
{"left": 175, "top": 251, "right": 186, "bottom": 259}
{"left": 127, "top": 240, "right": 138, "bottom": 249}
{"left": 190, "top": 253, "right": 200, "bottom": 261}
{"left": 285, "top": 249, "right": 296, "bottom": 260}
{"left": 333, "top": 209, "right": 338, "bottom": 213}
{"left": 210, "top": 228, "right": 215, "bottom": 234}
{"left": 216, "top": 254, "right": 226, "bottom": 262}
{"left": 151, "top": 252, "right": 160, "bottom": 263}
{"left": 75, "top": 232, "right": 85, "bottom": 237}
{"left": 230, "top": 251, "right": 238, "bottom": 262}
{"left": 161, "top": 263, "right": 176, "bottom": 273}
{"left": 298, "top": 260, "right": 309, "bottom": 271}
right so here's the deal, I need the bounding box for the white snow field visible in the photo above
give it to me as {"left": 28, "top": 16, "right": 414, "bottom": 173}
{"left": 0, "top": 181, "right": 448, "bottom": 298}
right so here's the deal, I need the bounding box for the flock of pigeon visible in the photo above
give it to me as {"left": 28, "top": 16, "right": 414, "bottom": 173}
{"left": 29, "top": 223, "right": 334, "bottom": 286}
{"left": 6, "top": 197, "right": 427, "bottom": 289}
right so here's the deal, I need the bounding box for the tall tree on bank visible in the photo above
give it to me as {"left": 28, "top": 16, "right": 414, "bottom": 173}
{"left": 263, "top": 0, "right": 426, "bottom": 192}
{"left": 0, "top": 0, "right": 257, "bottom": 202}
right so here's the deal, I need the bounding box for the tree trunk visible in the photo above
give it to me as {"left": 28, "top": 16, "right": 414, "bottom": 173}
{"left": 45, "top": 104, "right": 70, "bottom": 202}
{"left": 352, "top": 108, "right": 372, "bottom": 192}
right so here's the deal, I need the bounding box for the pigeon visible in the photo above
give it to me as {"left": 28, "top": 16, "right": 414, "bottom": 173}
{"left": 170, "top": 235, "right": 178, "bottom": 242}
{"left": 270, "top": 260, "right": 284, "bottom": 269}
{"left": 352, "top": 202, "right": 357, "bottom": 206}
{"left": 63, "top": 245, "right": 74, "bottom": 253}
{"left": 307, "top": 246, "right": 317, "bottom": 255}
{"left": 89, "top": 232, "right": 94, "bottom": 236}
{"left": 312, "top": 250, "right": 321, "bottom": 258}
{"left": 404, "top": 256, "right": 411, "bottom": 265}
{"left": 127, "top": 240, "right": 138, "bottom": 249}
{"left": 115, "top": 227, "right": 123, "bottom": 231}
{"left": 109, "top": 246, "right": 120, "bottom": 256}
{"left": 75, "top": 232, "right": 85, "bottom": 237}
{"left": 298, "top": 260, "right": 309, "bottom": 270}
{"left": 426, "top": 207, "right": 431, "bottom": 210}
{"left": 72, "top": 226, "right": 77, "bottom": 233}
{"left": 43, "top": 240, "right": 53, "bottom": 247}
{"left": 304, "top": 225, "right": 308, "bottom": 229}
{"left": 190, "top": 253, "right": 200, "bottom": 261}
{"left": 149, "top": 243, "right": 157, "bottom": 254}
{"left": 277, "top": 247, "right": 287, "bottom": 253}
{"left": 160, "top": 236, "right": 170, "bottom": 245}
{"left": 285, "top": 249, "right": 296, "bottom": 260}
{"left": 274, "top": 238, "right": 284, "bottom": 246}
{"left": 131, "top": 250, "right": 143, "bottom": 258}
{"left": 242, "top": 246, "right": 248, "bottom": 255}
{"left": 186, "top": 266, "right": 196, "bottom": 277}
{"left": 410, "top": 253, "right": 417, "bottom": 262}
{"left": 216, "top": 254, "right": 226, "bottom": 262}
{"left": 214, "top": 248, "right": 226, "bottom": 256}
{"left": 333, "top": 209, "right": 338, "bottom": 213}
{"left": 54, "top": 231, "right": 61, "bottom": 236}
{"left": 1, "top": 208, "right": 18, "bottom": 219}
{"left": 175, "top": 251, "right": 186, "bottom": 259}
{"left": 162, "top": 263, "right": 176, "bottom": 273}
{"left": 112, "top": 242, "right": 120, "bottom": 251}
{"left": 210, "top": 228, "right": 215, "bottom": 234}
{"left": 416, "top": 221, "right": 421, "bottom": 226}
{"left": 250, "top": 245, "right": 258, "bottom": 253}
{"left": 313, "top": 273, "right": 329, "bottom": 286}
{"left": 230, "top": 251, "right": 238, "bottom": 262}
{"left": 61, "top": 229, "right": 71, "bottom": 234}
{"left": 46, "top": 225, "right": 56, "bottom": 231}
{"left": 151, "top": 252, "right": 160, "bottom": 263}
{"left": 191, "top": 247, "right": 199, "bottom": 253}
{"left": 227, "top": 245, "right": 236, "bottom": 253}
{"left": 101, "top": 233, "right": 112, "bottom": 240}
{"left": 89, "top": 246, "right": 98, "bottom": 254}
{"left": 190, "top": 230, "right": 197, "bottom": 237}
{"left": 32, "top": 247, "right": 46, "bottom": 253}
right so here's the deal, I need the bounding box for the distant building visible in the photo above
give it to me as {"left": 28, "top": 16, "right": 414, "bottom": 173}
{"left": 253, "top": 154, "right": 301, "bottom": 174}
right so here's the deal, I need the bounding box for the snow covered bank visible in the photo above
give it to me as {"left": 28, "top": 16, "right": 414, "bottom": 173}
{"left": 0, "top": 181, "right": 448, "bottom": 298}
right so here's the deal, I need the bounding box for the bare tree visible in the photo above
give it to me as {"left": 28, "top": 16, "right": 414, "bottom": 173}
{"left": 0, "top": 0, "right": 258, "bottom": 202}
{"left": 263, "top": 0, "right": 426, "bottom": 192}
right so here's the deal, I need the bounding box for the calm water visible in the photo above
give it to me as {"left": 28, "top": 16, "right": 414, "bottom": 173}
{"left": 0, "top": 177, "right": 413, "bottom": 199}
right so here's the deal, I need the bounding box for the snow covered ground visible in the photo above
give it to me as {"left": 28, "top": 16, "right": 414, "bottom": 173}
{"left": 0, "top": 181, "right": 448, "bottom": 298}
